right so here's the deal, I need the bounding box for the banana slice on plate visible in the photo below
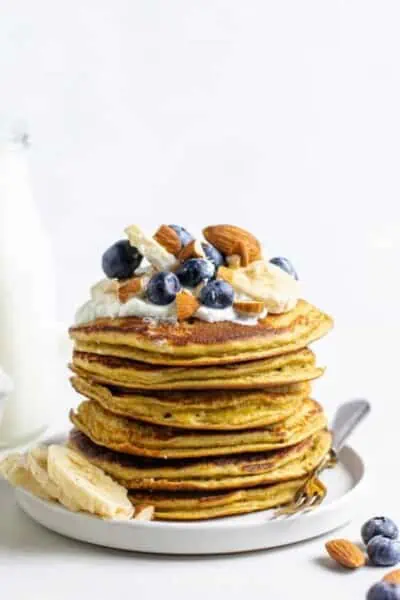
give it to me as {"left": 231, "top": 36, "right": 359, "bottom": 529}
{"left": 26, "top": 447, "right": 80, "bottom": 512}
{"left": 47, "top": 445, "right": 134, "bottom": 520}
{"left": 0, "top": 453, "right": 51, "bottom": 501}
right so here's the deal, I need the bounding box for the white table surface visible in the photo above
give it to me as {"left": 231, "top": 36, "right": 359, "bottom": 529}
{"left": 0, "top": 326, "right": 396, "bottom": 600}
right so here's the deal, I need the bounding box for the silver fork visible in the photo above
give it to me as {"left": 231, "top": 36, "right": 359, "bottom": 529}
{"left": 273, "top": 399, "right": 370, "bottom": 518}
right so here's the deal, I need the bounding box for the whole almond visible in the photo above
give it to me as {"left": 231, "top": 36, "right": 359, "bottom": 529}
{"left": 203, "top": 225, "right": 262, "bottom": 267}
{"left": 153, "top": 225, "right": 182, "bottom": 256}
{"left": 325, "top": 539, "right": 366, "bottom": 569}
{"left": 178, "top": 239, "right": 206, "bottom": 262}
{"left": 176, "top": 290, "right": 200, "bottom": 321}
{"left": 383, "top": 570, "right": 400, "bottom": 584}
{"left": 117, "top": 276, "right": 146, "bottom": 303}
{"left": 233, "top": 300, "right": 265, "bottom": 316}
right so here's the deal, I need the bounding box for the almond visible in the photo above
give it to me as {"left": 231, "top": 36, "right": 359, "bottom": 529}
{"left": 153, "top": 225, "right": 182, "bottom": 256}
{"left": 117, "top": 276, "right": 147, "bottom": 303}
{"left": 233, "top": 300, "right": 265, "bottom": 316}
{"left": 325, "top": 539, "right": 366, "bottom": 569}
{"left": 176, "top": 290, "right": 200, "bottom": 321}
{"left": 178, "top": 239, "right": 206, "bottom": 262}
{"left": 226, "top": 254, "right": 242, "bottom": 269}
{"left": 134, "top": 505, "right": 155, "bottom": 521}
{"left": 203, "top": 225, "right": 262, "bottom": 267}
{"left": 383, "top": 570, "right": 400, "bottom": 584}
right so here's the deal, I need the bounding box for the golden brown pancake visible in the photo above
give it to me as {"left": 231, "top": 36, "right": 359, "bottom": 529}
{"left": 128, "top": 479, "right": 307, "bottom": 520}
{"left": 69, "top": 300, "right": 333, "bottom": 366}
{"left": 69, "top": 429, "right": 331, "bottom": 491}
{"left": 70, "top": 376, "right": 310, "bottom": 430}
{"left": 70, "top": 348, "right": 324, "bottom": 390}
{"left": 70, "top": 397, "right": 327, "bottom": 459}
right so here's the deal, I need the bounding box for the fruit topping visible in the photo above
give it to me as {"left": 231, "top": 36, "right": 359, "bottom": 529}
{"left": 125, "top": 225, "right": 178, "bottom": 271}
{"left": 168, "top": 224, "right": 194, "bottom": 247}
{"left": 102, "top": 240, "right": 143, "bottom": 280}
{"left": 362, "top": 518, "right": 399, "bottom": 545}
{"left": 176, "top": 258, "right": 215, "bottom": 287}
{"left": 202, "top": 242, "right": 225, "bottom": 268}
{"left": 269, "top": 257, "right": 298, "bottom": 280}
{"left": 147, "top": 272, "right": 181, "bottom": 305}
{"left": 199, "top": 280, "right": 234, "bottom": 309}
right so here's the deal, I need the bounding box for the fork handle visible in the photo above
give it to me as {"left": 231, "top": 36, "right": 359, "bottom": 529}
{"left": 331, "top": 399, "right": 370, "bottom": 452}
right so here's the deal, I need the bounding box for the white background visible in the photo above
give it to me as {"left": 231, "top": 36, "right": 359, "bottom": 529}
{"left": 1, "top": 1, "right": 400, "bottom": 599}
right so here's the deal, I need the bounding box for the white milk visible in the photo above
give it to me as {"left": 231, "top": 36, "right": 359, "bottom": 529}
{"left": 0, "top": 136, "right": 56, "bottom": 447}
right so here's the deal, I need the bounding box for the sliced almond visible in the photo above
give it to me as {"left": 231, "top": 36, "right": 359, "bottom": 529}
{"left": 134, "top": 505, "right": 155, "bottom": 521}
{"left": 117, "top": 276, "right": 147, "bottom": 303}
{"left": 153, "top": 225, "right": 182, "bottom": 256}
{"left": 178, "top": 239, "right": 206, "bottom": 262}
{"left": 125, "top": 225, "right": 179, "bottom": 271}
{"left": 325, "top": 539, "right": 366, "bottom": 569}
{"left": 176, "top": 290, "right": 200, "bottom": 321}
{"left": 233, "top": 300, "right": 265, "bottom": 316}
{"left": 226, "top": 254, "right": 242, "bottom": 269}
{"left": 203, "top": 225, "right": 262, "bottom": 267}
{"left": 383, "top": 570, "right": 400, "bottom": 584}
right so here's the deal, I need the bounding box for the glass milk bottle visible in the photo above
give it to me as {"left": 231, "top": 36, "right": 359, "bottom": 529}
{"left": 0, "top": 131, "right": 56, "bottom": 447}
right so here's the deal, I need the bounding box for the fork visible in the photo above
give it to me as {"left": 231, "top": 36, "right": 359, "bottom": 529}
{"left": 273, "top": 399, "right": 370, "bottom": 518}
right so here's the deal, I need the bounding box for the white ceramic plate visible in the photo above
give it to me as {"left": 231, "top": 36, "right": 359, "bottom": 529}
{"left": 15, "top": 444, "right": 365, "bottom": 555}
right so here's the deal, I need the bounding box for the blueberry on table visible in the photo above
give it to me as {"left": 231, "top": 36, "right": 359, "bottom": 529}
{"left": 199, "top": 280, "right": 234, "bottom": 309}
{"left": 367, "top": 582, "right": 400, "bottom": 600}
{"left": 147, "top": 272, "right": 181, "bottom": 305}
{"left": 176, "top": 259, "right": 215, "bottom": 287}
{"left": 102, "top": 240, "right": 143, "bottom": 280}
{"left": 367, "top": 536, "right": 400, "bottom": 567}
{"left": 362, "top": 518, "right": 399, "bottom": 545}
{"left": 269, "top": 257, "right": 298, "bottom": 280}
{"left": 168, "top": 225, "right": 194, "bottom": 247}
{"left": 201, "top": 243, "right": 225, "bottom": 268}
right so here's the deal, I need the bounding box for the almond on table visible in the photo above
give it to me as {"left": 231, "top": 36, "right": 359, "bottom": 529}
{"left": 325, "top": 539, "right": 366, "bottom": 569}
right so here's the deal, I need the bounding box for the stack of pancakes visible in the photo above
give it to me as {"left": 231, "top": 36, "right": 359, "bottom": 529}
{"left": 68, "top": 299, "right": 333, "bottom": 520}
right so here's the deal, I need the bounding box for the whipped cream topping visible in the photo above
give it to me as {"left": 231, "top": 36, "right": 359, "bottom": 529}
{"left": 75, "top": 294, "right": 266, "bottom": 326}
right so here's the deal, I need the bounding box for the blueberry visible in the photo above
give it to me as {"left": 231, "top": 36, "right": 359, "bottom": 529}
{"left": 102, "top": 240, "right": 143, "bottom": 280}
{"left": 176, "top": 259, "right": 215, "bottom": 287}
{"left": 168, "top": 225, "right": 194, "bottom": 247}
{"left": 199, "top": 280, "right": 234, "bottom": 309}
{"left": 201, "top": 243, "right": 225, "bottom": 268}
{"left": 147, "top": 272, "right": 181, "bottom": 305}
{"left": 362, "top": 518, "right": 399, "bottom": 545}
{"left": 367, "top": 582, "right": 400, "bottom": 600}
{"left": 269, "top": 257, "right": 298, "bottom": 280}
{"left": 367, "top": 536, "right": 400, "bottom": 567}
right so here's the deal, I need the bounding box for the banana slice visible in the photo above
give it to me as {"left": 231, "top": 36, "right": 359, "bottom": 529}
{"left": 0, "top": 453, "right": 51, "bottom": 500}
{"left": 27, "top": 447, "right": 80, "bottom": 512}
{"left": 47, "top": 445, "right": 134, "bottom": 520}
{"left": 125, "top": 225, "right": 178, "bottom": 271}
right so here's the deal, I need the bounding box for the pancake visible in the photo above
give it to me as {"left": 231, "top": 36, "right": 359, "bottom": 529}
{"left": 69, "top": 299, "right": 333, "bottom": 366}
{"left": 68, "top": 429, "right": 331, "bottom": 491}
{"left": 70, "top": 376, "right": 310, "bottom": 430}
{"left": 70, "top": 348, "right": 324, "bottom": 390}
{"left": 70, "top": 397, "right": 327, "bottom": 458}
{"left": 128, "top": 479, "right": 307, "bottom": 520}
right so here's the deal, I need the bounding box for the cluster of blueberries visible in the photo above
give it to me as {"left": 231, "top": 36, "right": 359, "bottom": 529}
{"left": 101, "top": 224, "right": 297, "bottom": 310}
{"left": 362, "top": 517, "right": 400, "bottom": 599}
